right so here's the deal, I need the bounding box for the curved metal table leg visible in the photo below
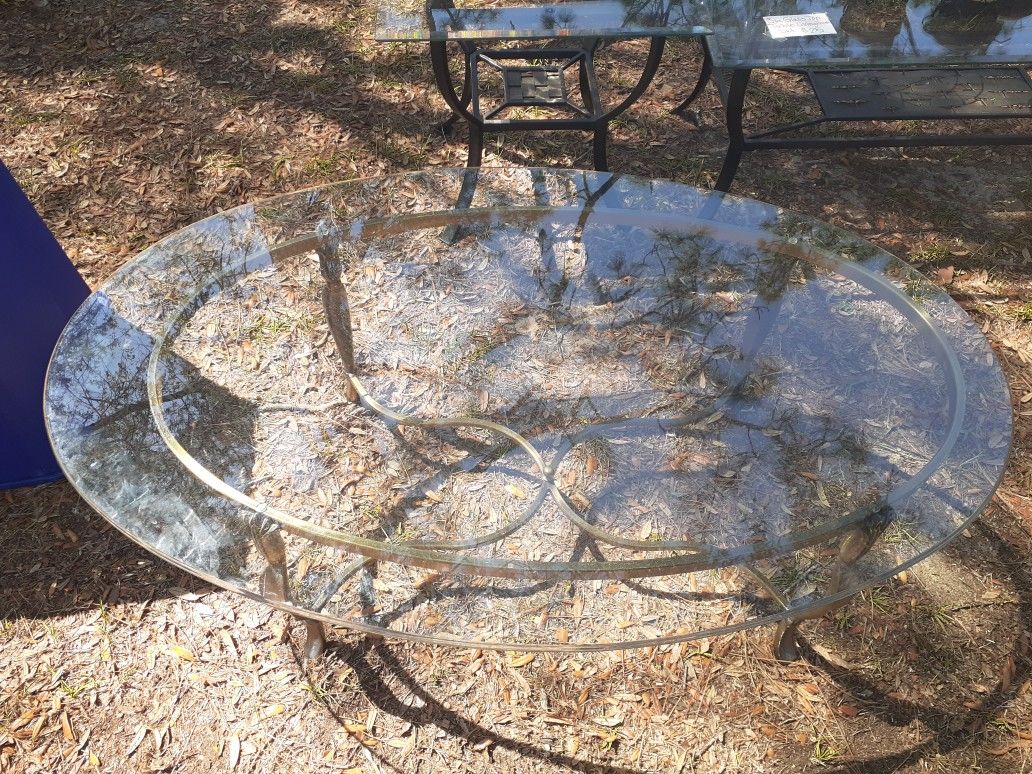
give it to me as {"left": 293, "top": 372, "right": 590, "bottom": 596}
{"left": 442, "top": 45, "right": 474, "bottom": 137}
{"left": 303, "top": 620, "right": 327, "bottom": 659}
{"left": 430, "top": 40, "right": 481, "bottom": 165}
{"left": 592, "top": 36, "right": 667, "bottom": 169}
{"left": 252, "top": 519, "right": 329, "bottom": 660}
{"left": 715, "top": 68, "right": 751, "bottom": 192}
{"left": 775, "top": 508, "right": 894, "bottom": 662}
{"left": 672, "top": 38, "right": 713, "bottom": 116}
{"left": 598, "top": 36, "right": 667, "bottom": 122}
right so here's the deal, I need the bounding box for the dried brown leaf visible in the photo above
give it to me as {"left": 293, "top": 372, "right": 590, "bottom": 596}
{"left": 168, "top": 644, "right": 196, "bottom": 662}
{"left": 228, "top": 735, "right": 241, "bottom": 769}
{"left": 60, "top": 712, "right": 74, "bottom": 742}
{"left": 125, "top": 726, "right": 146, "bottom": 757}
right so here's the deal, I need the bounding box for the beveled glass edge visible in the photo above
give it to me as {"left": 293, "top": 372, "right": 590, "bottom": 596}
{"left": 373, "top": 0, "right": 714, "bottom": 41}
{"left": 67, "top": 474, "right": 1007, "bottom": 652}
{"left": 707, "top": 45, "right": 1032, "bottom": 69}
{"left": 374, "top": 21, "right": 713, "bottom": 42}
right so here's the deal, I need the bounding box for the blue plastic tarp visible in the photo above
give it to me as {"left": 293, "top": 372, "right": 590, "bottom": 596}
{"left": 0, "top": 160, "right": 89, "bottom": 489}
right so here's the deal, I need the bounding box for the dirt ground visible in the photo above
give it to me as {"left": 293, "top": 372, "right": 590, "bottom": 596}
{"left": 2, "top": 0, "right": 1032, "bottom": 772}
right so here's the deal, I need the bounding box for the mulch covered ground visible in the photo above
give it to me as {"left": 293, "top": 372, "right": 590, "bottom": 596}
{"left": 2, "top": 0, "right": 1031, "bottom": 771}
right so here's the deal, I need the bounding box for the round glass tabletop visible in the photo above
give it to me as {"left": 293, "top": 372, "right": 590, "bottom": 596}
{"left": 45, "top": 168, "right": 1012, "bottom": 651}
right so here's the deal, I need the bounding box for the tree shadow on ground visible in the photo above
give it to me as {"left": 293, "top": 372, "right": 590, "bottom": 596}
{"left": 298, "top": 501, "right": 1032, "bottom": 773}
{"left": 319, "top": 637, "right": 649, "bottom": 774}
{"left": 0, "top": 482, "right": 190, "bottom": 621}
{"left": 794, "top": 507, "right": 1032, "bottom": 772}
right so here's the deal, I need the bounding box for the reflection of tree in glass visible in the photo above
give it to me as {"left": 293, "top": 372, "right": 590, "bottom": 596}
{"left": 840, "top": 0, "right": 907, "bottom": 46}
{"left": 924, "top": 0, "right": 1001, "bottom": 49}
{"left": 46, "top": 299, "right": 260, "bottom": 584}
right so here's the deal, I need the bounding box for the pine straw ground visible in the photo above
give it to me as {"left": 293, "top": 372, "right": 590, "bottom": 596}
{"left": 2, "top": 0, "right": 1032, "bottom": 772}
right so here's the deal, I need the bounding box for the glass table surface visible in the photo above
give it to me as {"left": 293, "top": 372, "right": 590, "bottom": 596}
{"left": 45, "top": 168, "right": 1012, "bottom": 651}
{"left": 706, "top": 0, "right": 1032, "bottom": 68}
{"left": 374, "top": 0, "right": 712, "bottom": 42}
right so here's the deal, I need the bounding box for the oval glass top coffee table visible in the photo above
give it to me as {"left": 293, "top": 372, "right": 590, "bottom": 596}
{"left": 45, "top": 168, "right": 1011, "bottom": 660}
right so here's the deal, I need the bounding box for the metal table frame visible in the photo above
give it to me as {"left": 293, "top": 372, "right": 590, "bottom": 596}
{"left": 429, "top": 36, "right": 669, "bottom": 170}
{"left": 222, "top": 171, "right": 963, "bottom": 662}
{"left": 675, "top": 43, "right": 1032, "bottom": 191}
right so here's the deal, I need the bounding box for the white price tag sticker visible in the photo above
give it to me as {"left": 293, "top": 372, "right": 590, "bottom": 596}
{"left": 763, "top": 13, "right": 837, "bottom": 39}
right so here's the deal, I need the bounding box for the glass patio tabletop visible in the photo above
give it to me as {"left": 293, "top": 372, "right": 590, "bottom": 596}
{"left": 705, "top": 0, "right": 1032, "bottom": 69}
{"left": 44, "top": 168, "right": 1011, "bottom": 651}
{"left": 374, "top": 0, "right": 712, "bottom": 42}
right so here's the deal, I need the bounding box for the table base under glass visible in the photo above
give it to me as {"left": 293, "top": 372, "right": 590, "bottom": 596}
{"left": 256, "top": 509, "right": 896, "bottom": 662}
{"left": 254, "top": 213, "right": 900, "bottom": 662}
{"left": 430, "top": 37, "right": 676, "bottom": 169}
{"left": 677, "top": 54, "right": 1032, "bottom": 191}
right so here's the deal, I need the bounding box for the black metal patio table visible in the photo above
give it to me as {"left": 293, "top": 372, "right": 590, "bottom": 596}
{"left": 679, "top": 0, "right": 1032, "bottom": 190}
{"left": 374, "top": 0, "right": 712, "bottom": 168}
{"left": 44, "top": 168, "right": 1012, "bottom": 661}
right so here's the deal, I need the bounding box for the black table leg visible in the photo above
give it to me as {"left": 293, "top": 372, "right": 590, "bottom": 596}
{"left": 441, "top": 46, "right": 474, "bottom": 138}
{"left": 672, "top": 38, "right": 713, "bottom": 115}
{"left": 600, "top": 36, "right": 667, "bottom": 123}
{"left": 715, "top": 68, "right": 751, "bottom": 192}
{"left": 429, "top": 40, "right": 480, "bottom": 164}
{"left": 430, "top": 36, "right": 666, "bottom": 171}
{"left": 467, "top": 123, "right": 485, "bottom": 167}
{"left": 592, "top": 124, "right": 608, "bottom": 171}
{"left": 588, "top": 36, "right": 666, "bottom": 170}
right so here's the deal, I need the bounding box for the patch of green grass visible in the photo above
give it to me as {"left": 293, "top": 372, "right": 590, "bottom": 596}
{"left": 988, "top": 717, "right": 1016, "bottom": 734}
{"left": 749, "top": 80, "right": 811, "bottom": 125}
{"left": 772, "top": 563, "right": 807, "bottom": 590}
{"left": 9, "top": 110, "right": 62, "bottom": 128}
{"left": 393, "top": 523, "right": 418, "bottom": 542}
{"left": 301, "top": 677, "right": 330, "bottom": 702}
{"left": 333, "top": 20, "right": 377, "bottom": 56}
{"left": 924, "top": 603, "right": 957, "bottom": 635}
{"left": 200, "top": 149, "right": 246, "bottom": 174}
{"left": 65, "top": 139, "right": 90, "bottom": 157}
{"left": 811, "top": 736, "right": 839, "bottom": 764}
{"left": 245, "top": 312, "right": 299, "bottom": 341}
{"left": 303, "top": 151, "right": 360, "bottom": 177}
{"left": 1013, "top": 301, "right": 1032, "bottom": 323}
{"left": 910, "top": 242, "right": 953, "bottom": 265}
{"left": 305, "top": 156, "right": 340, "bottom": 176}
{"left": 946, "top": 147, "right": 978, "bottom": 163}
{"left": 59, "top": 678, "right": 96, "bottom": 699}
{"left": 113, "top": 68, "right": 140, "bottom": 90}
{"left": 883, "top": 521, "right": 919, "bottom": 546}
{"left": 867, "top": 587, "right": 893, "bottom": 614}
{"left": 903, "top": 278, "right": 928, "bottom": 304}
{"left": 375, "top": 135, "right": 428, "bottom": 167}
{"left": 833, "top": 608, "right": 856, "bottom": 633}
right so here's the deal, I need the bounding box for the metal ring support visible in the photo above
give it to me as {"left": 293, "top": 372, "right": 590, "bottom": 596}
{"left": 144, "top": 205, "right": 966, "bottom": 581}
